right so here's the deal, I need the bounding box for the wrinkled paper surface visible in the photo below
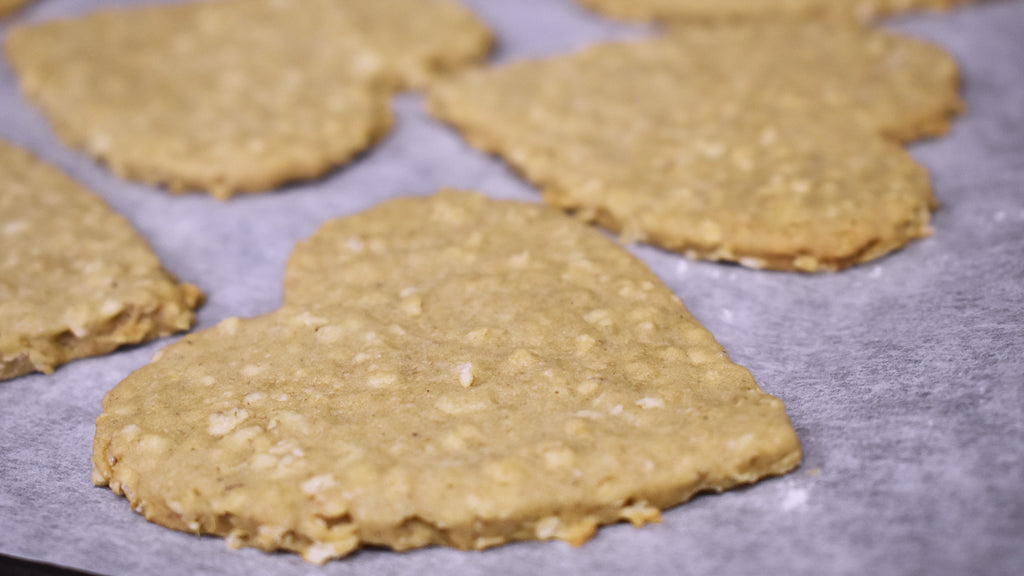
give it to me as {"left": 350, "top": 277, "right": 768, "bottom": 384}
{"left": 1, "top": 1, "right": 1022, "bottom": 575}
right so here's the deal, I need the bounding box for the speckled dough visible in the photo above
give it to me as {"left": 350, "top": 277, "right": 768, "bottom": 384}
{"left": 0, "top": 141, "right": 201, "bottom": 381}
{"left": 93, "top": 191, "right": 801, "bottom": 563}
{"left": 4, "top": 0, "right": 491, "bottom": 199}
{"left": 576, "top": 0, "right": 981, "bottom": 22}
{"left": 0, "top": 0, "right": 33, "bottom": 18}
{"left": 429, "top": 24, "right": 962, "bottom": 271}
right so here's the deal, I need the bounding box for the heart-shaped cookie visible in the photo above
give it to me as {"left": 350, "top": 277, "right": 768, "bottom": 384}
{"left": 428, "top": 23, "right": 962, "bottom": 271}
{"left": 0, "top": 141, "right": 201, "bottom": 380}
{"left": 93, "top": 191, "right": 801, "bottom": 562}
{"left": 5, "top": 0, "right": 491, "bottom": 199}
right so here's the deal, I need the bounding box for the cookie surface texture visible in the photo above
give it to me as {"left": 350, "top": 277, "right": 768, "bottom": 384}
{"left": 429, "top": 24, "right": 962, "bottom": 271}
{"left": 576, "top": 0, "right": 980, "bottom": 22}
{"left": 0, "top": 141, "right": 201, "bottom": 381}
{"left": 4, "top": 0, "right": 491, "bottom": 199}
{"left": 92, "top": 191, "right": 801, "bottom": 563}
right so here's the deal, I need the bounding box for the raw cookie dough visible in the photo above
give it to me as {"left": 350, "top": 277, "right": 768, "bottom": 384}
{"left": 428, "top": 23, "right": 962, "bottom": 271}
{"left": 0, "top": 0, "right": 32, "bottom": 19}
{"left": 576, "top": 0, "right": 981, "bottom": 22}
{"left": 93, "top": 191, "right": 801, "bottom": 563}
{"left": 4, "top": 0, "right": 491, "bottom": 199}
{"left": 0, "top": 141, "right": 201, "bottom": 381}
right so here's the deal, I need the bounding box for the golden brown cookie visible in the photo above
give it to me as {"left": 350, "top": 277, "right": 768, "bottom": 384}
{"left": 0, "top": 141, "right": 201, "bottom": 381}
{"left": 429, "top": 23, "right": 962, "bottom": 271}
{"left": 0, "top": 0, "right": 33, "bottom": 18}
{"left": 576, "top": 0, "right": 981, "bottom": 22}
{"left": 4, "top": 0, "right": 491, "bottom": 199}
{"left": 93, "top": 191, "right": 801, "bottom": 563}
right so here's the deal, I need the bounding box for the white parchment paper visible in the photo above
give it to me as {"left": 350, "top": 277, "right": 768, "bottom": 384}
{"left": 1, "top": 1, "right": 1022, "bottom": 575}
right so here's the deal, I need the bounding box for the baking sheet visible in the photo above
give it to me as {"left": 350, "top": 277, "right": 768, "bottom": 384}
{"left": 1, "top": 1, "right": 1022, "bottom": 575}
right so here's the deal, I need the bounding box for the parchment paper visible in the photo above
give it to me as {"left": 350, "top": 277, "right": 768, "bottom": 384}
{"left": 1, "top": 1, "right": 1022, "bottom": 575}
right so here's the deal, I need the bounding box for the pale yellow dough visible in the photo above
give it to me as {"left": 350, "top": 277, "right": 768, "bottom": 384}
{"left": 93, "top": 191, "right": 801, "bottom": 563}
{"left": 5, "top": 0, "right": 491, "bottom": 199}
{"left": 429, "top": 23, "right": 962, "bottom": 271}
{"left": 0, "top": 140, "right": 201, "bottom": 381}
